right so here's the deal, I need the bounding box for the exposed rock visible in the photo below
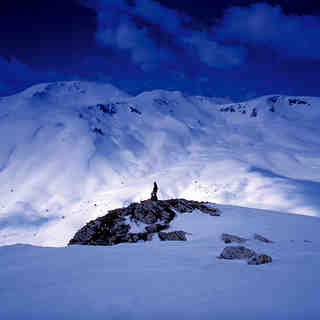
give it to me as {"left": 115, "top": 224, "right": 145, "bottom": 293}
{"left": 254, "top": 233, "right": 273, "bottom": 243}
{"left": 159, "top": 230, "right": 187, "bottom": 241}
{"left": 97, "top": 103, "right": 117, "bottom": 115}
{"left": 250, "top": 108, "right": 257, "bottom": 117}
{"left": 93, "top": 128, "right": 104, "bottom": 136}
{"left": 288, "top": 98, "right": 307, "bottom": 106}
{"left": 221, "top": 233, "right": 248, "bottom": 244}
{"left": 218, "top": 246, "right": 273, "bottom": 266}
{"left": 69, "top": 198, "right": 220, "bottom": 246}
{"left": 69, "top": 213, "right": 131, "bottom": 246}
{"left": 128, "top": 233, "right": 153, "bottom": 243}
{"left": 218, "top": 246, "right": 256, "bottom": 260}
{"left": 269, "top": 96, "right": 279, "bottom": 104}
{"left": 129, "top": 106, "right": 142, "bottom": 115}
{"left": 248, "top": 254, "right": 272, "bottom": 265}
{"left": 165, "top": 199, "right": 221, "bottom": 216}
{"left": 145, "top": 224, "right": 169, "bottom": 233}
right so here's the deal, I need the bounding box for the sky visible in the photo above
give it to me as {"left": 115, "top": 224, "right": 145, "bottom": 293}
{"left": 1, "top": 0, "right": 320, "bottom": 100}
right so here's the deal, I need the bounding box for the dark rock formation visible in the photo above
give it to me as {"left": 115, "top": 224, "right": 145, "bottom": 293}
{"left": 250, "top": 108, "right": 258, "bottom": 117}
{"left": 69, "top": 199, "right": 220, "bottom": 246}
{"left": 248, "top": 254, "right": 272, "bottom": 265}
{"left": 97, "top": 103, "right": 117, "bottom": 115}
{"left": 129, "top": 106, "right": 142, "bottom": 115}
{"left": 218, "top": 246, "right": 273, "bottom": 266}
{"left": 128, "top": 232, "right": 153, "bottom": 243}
{"left": 145, "top": 223, "right": 169, "bottom": 233}
{"left": 93, "top": 128, "right": 104, "bottom": 136}
{"left": 221, "top": 233, "right": 248, "bottom": 244}
{"left": 254, "top": 233, "right": 273, "bottom": 243}
{"left": 159, "top": 230, "right": 187, "bottom": 241}
{"left": 165, "top": 199, "right": 220, "bottom": 216}
{"left": 288, "top": 98, "right": 307, "bottom": 106}
{"left": 218, "top": 246, "right": 256, "bottom": 260}
{"left": 269, "top": 96, "right": 279, "bottom": 104}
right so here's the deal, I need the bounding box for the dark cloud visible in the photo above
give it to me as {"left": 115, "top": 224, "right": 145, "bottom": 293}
{"left": 92, "top": 0, "right": 247, "bottom": 70}
{"left": 2, "top": 1, "right": 320, "bottom": 100}
{"left": 215, "top": 3, "right": 320, "bottom": 61}
{"left": 86, "top": 0, "right": 320, "bottom": 75}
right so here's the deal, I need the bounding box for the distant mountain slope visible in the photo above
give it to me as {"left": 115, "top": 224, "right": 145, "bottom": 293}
{"left": 1, "top": 203, "right": 319, "bottom": 319}
{"left": 0, "top": 81, "right": 319, "bottom": 246}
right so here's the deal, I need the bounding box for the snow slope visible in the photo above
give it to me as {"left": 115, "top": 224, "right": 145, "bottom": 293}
{"left": 0, "top": 81, "right": 320, "bottom": 246}
{"left": 1, "top": 204, "right": 319, "bottom": 320}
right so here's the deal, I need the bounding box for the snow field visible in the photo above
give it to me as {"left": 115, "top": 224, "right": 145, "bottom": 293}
{"left": 1, "top": 204, "right": 320, "bottom": 320}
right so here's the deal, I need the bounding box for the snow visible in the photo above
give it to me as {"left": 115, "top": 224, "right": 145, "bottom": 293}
{"left": 0, "top": 81, "right": 320, "bottom": 247}
{"left": 0, "top": 81, "right": 319, "bottom": 318}
{"left": 1, "top": 204, "right": 319, "bottom": 320}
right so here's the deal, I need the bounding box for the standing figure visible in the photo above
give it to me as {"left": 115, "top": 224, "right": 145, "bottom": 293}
{"left": 151, "top": 182, "right": 158, "bottom": 201}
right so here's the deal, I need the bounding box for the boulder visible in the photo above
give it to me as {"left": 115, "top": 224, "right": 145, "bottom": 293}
{"left": 248, "top": 254, "right": 272, "bottom": 265}
{"left": 218, "top": 246, "right": 256, "bottom": 260}
{"left": 221, "top": 233, "right": 248, "bottom": 244}
{"left": 254, "top": 233, "right": 273, "bottom": 243}
{"left": 158, "top": 231, "right": 187, "bottom": 241}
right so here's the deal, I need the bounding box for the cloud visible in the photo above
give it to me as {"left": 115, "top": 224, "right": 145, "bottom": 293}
{"left": 90, "top": 0, "right": 247, "bottom": 70}
{"left": 3, "top": 1, "right": 320, "bottom": 100}
{"left": 215, "top": 3, "right": 320, "bottom": 61}
{"left": 83, "top": 0, "right": 320, "bottom": 74}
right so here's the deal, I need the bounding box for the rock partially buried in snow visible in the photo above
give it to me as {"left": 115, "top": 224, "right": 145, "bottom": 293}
{"left": 218, "top": 246, "right": 256, "bottom": 260}
{"left": 158, "top": 230, "right": 187, "bottom": 241}
{"left": 248, "top": 254, "right": 272, "bottom": 265}
{"left": 254, "top": 233, "right": 273, "bottom": 243}
{"left": 145, "top": 224, "right": 170, "bottom": 233}
{"left": 218, "top": 246, "right": 273, "bottom": 266}
{"left": 69, "top": 199, "right": 220, "bottom": 246}
{"left": 221, "top": 233, "right": 248, "bottom": 244}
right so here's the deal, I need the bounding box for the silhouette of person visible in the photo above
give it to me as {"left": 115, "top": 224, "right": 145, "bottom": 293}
{"left": 151, "top": 182, "right": 158, "bottom": 201}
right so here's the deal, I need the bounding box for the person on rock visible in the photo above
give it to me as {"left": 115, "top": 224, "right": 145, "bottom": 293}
{"left": 151, "top": 182, "right": 158, "bottom": 201}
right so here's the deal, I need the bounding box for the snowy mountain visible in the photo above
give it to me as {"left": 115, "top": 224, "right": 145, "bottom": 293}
{"left": 1, "top": 203, "right": 319, "bottom": 320}
{"left": 0, "top": 81, "right": 320, "bottom": 246}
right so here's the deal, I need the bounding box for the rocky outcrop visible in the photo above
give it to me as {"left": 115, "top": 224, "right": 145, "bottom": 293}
{"left": 69, "top": 199, "right": 220, "bottom": 246}
{"left": 145, "top": 224, "right": 169, "bottom": 233}
{"left": 254, "top": 233, "right": 273, "bottom": 243}
{"left": 218, "top": 246, "right": 272, "bottom": 266}
{"left": 165, "top": 199, "right": 220, "bottom": 216}
{"left": 218, "top": 246, "right": 256, "bottom": 260}
{"left": 221, "top": 233, "right": 248, "bottom": 244}
{"left": 158, "top": 231, "right": 187, "bottom": 241}
{"left": 248, "top": 254, "right": 272, "bottom": 265}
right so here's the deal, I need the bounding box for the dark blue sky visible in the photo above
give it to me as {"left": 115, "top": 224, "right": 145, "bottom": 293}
{"left": 1, "top": 0, "right": 320, "bottom": 99}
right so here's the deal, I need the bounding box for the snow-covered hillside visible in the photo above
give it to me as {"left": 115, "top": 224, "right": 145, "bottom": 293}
{"left": 0, "top": 81, "right": 320, "bottom": 246}
{"left": 1, "top": 204, "right": 319, "bottom": 320}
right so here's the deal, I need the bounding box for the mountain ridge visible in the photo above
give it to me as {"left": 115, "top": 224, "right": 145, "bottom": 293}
{"left": 0, "top": 80, "right": 319, "bottom": 246}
